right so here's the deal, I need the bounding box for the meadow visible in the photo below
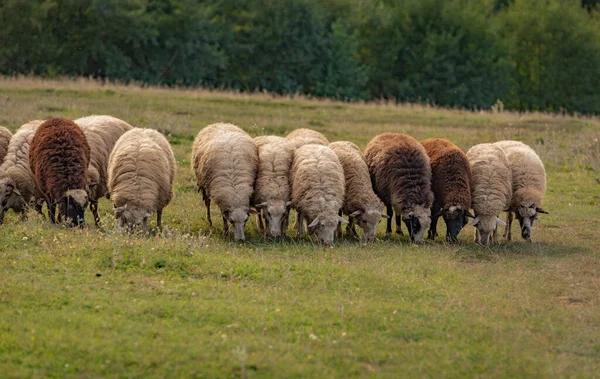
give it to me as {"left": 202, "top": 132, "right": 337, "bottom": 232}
{"left": 0, "top": 77, "right": 599, "bottom": 377}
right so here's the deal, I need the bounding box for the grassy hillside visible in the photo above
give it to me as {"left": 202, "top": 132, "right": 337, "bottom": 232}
{"left": 0, "top": 77, "right": 598, "bottom": 377}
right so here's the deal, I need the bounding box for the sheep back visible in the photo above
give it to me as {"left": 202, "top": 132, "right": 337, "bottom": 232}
{"left": 285, "top": 128, "right": 329, "bottom": 150}
{"left": 108, "top": 128, "right": 176, "bottom": 213}
{"left": 253, "top": 135, "right": 293, "bottom": 205}
{"left": 0, "top": 126, "right": 12, "bottom": 164}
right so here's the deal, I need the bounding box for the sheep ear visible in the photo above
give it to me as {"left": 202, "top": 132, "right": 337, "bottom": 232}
{"left": 144, "top": 212, "right": 151, "bottom": 219}
{"left": 536, "top": 207, "right": 549, "bottom": 215}
{"left": 470, "top": 217, "right": 480, "bottom": 226}
{"left": 248, "top": 208, "right": 260, "bottom": 214}
{"left": 308, "top": 217, "right": 320, "bottom": 228}
{"left": 349, "top": 210, "right": 362, "bottom": 218}
{"left": 464, "top": 210, "right": 475, "bottom": 218}
{"left": 380, "top": 212, "right": 390, "bottom": 219}
{"left": 285, "top": 201, "right": 292, "bottom": 208}
{"left": 338, "top": 215, "right": 349, "bottom": 224}
{"left": 114, "top": 205, "right": 126, "bottom": 217}
{"left": 254, "top": 202, "right": 268, "bottom": 209}
{"left": 496, "top": 217, "right": 506, "bottom": 226}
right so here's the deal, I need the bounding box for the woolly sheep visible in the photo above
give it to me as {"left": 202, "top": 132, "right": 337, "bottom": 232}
{"left": 0, "top": 126, "right": 12, "bottom": 164}
{"left": 422, "top": 138, "right": 474, "bottom": 242}
{"left": 192, "top": 123, "right": 258, "bottom": 242}
{"left": 494, "top": 140, "right": 548, "bottom": 242}
{"left": 253, "top": 135, "right": 293, "bottom": 238}
{"left": 466, "top": 143, "right": 512, "bottom": 246}
{"left": 76, "top": 115, "right": 133, "bottom": 226}
{"left": 364, "top": 133, "right": 433, "bottom": 243}
{"left": 290, "top": 144, "right": 347, "bottom": 245}
{"left": 30, "top": 118, "right": 91, "bottom": 227}
{"left": 108, "top": 128, "right": 176, "bottom": 232}
{"left": 0, "top": 120, "right": 44, "bottom": 223}
{"left": 329, "top": 141, "right": 386, "bottom": 243}
{"left": 285, "top": 128, "right": 328, "bottom": 150}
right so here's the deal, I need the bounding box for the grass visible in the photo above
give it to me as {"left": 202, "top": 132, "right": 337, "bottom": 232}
{"left": 0, "top": 77, "right": 599, "bottom": 377}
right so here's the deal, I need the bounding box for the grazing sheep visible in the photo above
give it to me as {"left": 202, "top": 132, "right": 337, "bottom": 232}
{"left": 329, "top": 141, "right": 387, "bottom": 243}
{"left": 494, "top": 140, "right": 548, "bottom": 242}
{"left": 76, "top": 115, "right": 133, "bottom": 226}
{"left": 29, "top": 118, "right": 91, "bottom": 227}
{"left": 0, "top": 120, "right": 44, "bottom": 223}
{"left": 192, "top": 123, "right": 258, "bottom": 241}
{"left": 285, "top": 128, "right": 328, "bottom": 150}
{"left": 108, "top": 128, "right": 176, "bottom": 232}
{"left": 290, "top": 144, "right": 347, "bottom": 245}
{"left": 0, "top": 126, "right": 12, "bottom": 164}
{"left": 364, "top": 133, "right": 433, "bottom": 243}
{"left": 421, "top": 138, "right": 474, "bottom": 242}
{"left": 253, "top": 135, "right": 293, "bottom": 238}
{"left": 466, "top": 143, "right": 512, "bottom": 246}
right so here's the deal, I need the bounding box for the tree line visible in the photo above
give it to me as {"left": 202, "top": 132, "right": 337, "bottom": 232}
{"left": 1, "top": 0, "right": 599, "bottom": 114}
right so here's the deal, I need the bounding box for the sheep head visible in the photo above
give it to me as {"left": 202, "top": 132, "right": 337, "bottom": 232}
{"left": 255, "top": 200, "right": 292, "bottom": 238}
{"left": 114, "top": 203, "right": 150, "bottom": 232}
{"left": 403, "top": 205, "right": 431, "bottom": 244}
{"left": 436, "top": 205, "right": 474, "bottom": 242}
{"left": 307, "top": 212, "right": 347, "bottom": 245}
{"left": 222, "top": 206, "right": 258, "bottom": 242}
{"left": 349, "top": 202, "right": 388, "bottom": 243}
{"left": 516, "top": 201, "right": 548, "bottom": 242}
{"left": 0, "top": 178, "right": 26, "bottom": 224}
{"left": 63, "top": 189, "right": 89, "bottom": 227}
{"left": 471, "top": 214, "right": 505, "bottom": 246}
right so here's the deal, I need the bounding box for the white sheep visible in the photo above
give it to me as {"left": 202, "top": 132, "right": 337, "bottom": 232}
{"left": 329, "top": 141, "right": 386, "bottom": 243}
{"left": 192, "top": 123, "right": 258, "bottom": 241}
{"left": 0, "top": 120, "right": 44, "bottom": 223}
{"left": 466, "top": 143, "right": 512, "bottom": 245}
{"left": 253, "top": 135, "right": 293, "bottom": 238}
{"left": 0, "top": 126, "right": 12, "bottom": 164}
{"left": 285, "top": 128, "right": 328, "bottom": 150}
{"left": 291, "top": 144, "right": 347, "bottom": 245}
{"left": 76, "top": 115, "right": 133, "bottom": 226}
{"left": 494, "top": 140, "right": 548, "bottom": 242}
{"left": 108, "top": 128, "right": 176, "bottom": 232}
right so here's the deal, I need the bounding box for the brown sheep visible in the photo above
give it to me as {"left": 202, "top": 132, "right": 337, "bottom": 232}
{"left": 29, "top": 118, "right": 91, "bottom": 227}
{"left": 364, "top": 133, "right": 433, "bottom": 243}
{"left": 421, "top": 138, "right": 474, "bottom": 242}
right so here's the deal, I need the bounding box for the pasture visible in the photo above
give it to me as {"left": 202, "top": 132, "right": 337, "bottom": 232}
{"left": 0, "top": 77, "right": 599, "bottom": 377}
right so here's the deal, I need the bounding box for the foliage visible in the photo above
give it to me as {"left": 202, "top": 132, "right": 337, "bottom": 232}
{"left": 1, "top": 0, "right": 600, "bottom": 113}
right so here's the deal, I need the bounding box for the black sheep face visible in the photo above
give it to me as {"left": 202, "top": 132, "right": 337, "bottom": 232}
{"left": 442, "top": 206, "right": 473, "bottom": 242}
{"left": 62, "top": 190, "right": 89, "bottom": 227}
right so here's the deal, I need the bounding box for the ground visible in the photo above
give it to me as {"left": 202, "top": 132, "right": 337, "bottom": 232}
{"left": 0, "top": 77, "right": 598, "bottom": 377}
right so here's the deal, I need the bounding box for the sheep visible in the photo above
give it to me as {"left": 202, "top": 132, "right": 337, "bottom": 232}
{"left": 108, "top": 128, "right": 176, "bottom": 232}
{"left": 421, "top": 138, "right": 474, "bottom": 242}
{"left": 0, "top": 126, "right": 12, "bottom": 164}
{"left": 253, "top": 135, "right": 293, "bottom": 238}
{"left": 0, "top": 120, "right": 44, "bottom": 223}
{"left": 329, "top": 141, "right": 387, "bottom": 243}
{"left": 29, "top": 118, "right": 91, "bottom": 227}
{"left": 290, "top": 144, "right": 347, "bottom": 245}
{"left": 466, "top": 143, "right": 512, "bottom": 246}
{"left": 494, "top": 140, "right": 548, "bottom": 242}
{"left": 75, "top": 115, "right": 133, "bottom": 226}
{"left": 364, "top": 133, "right": 433, "bottom": 243}
{"left": 192, "top": 123, "right": 258, "bottom": 242}
{"left": 285, "top": 128, "right": 328, "bottom": 150}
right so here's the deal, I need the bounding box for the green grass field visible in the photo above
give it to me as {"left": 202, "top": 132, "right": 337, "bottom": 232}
{"left": 0, "top": 77, "right": 599, "bottom": 377}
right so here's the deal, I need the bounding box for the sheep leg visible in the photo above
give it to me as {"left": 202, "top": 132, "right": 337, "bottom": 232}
{"left": 346, "top": 218, "right": 358, "bottom": 239}
{"left": 204, "top": 195, "right": 212, "bottom": 227}
{"left": 157, "top": 208, "right": 163, "bottom": 232}
{"left": 223, "top": 216, "right": 229, "bottom": 236}
{"left": 395, "top": 214, "right": 403, "bottom": 235}
{"left": 492, "top": 226, "right": 498, "bottom": 244}
{"left": 336, "top": 210, "right": 343, "bottom": 239}
{"left": 48, "top": 201, "right": 57, "bottom": 224}
{"left": 90, "top": 202, "right": 100, "bottom": 227}
{"left": 35, "top": 201, "right": 44, "bottom": 217}
{"left": 385, "top": 204, "right": 393, "bottom": 239}
{"left": 296, "top": 211, "right": 303, "bottom": 238}
{"left": 504, "top": 211, "right": 513, "bottom": 241}
{"left": 257, "top": 212, "right": 265, "bottom": 233}
{"left": 428, "top": 208, "right": 439, "bottom": 240}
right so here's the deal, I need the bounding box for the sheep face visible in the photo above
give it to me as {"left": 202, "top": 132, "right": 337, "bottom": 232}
{"left": 471, "top": 215, "right": 505, "bottom": 246}
{"left": 441, "top": 206, "right": 473, "bottom": 242}
{"left": 62, "top": 189, "right": 89, "bottom": 227}
{"left": 308, "top": 213, "right": 347, "bottom": 245}
{"left": 0, "top": 179, "right": 26, "bottom": 223}
{"left": 224, "top": 207, "right": 253, "bottom": 242}
{"left": 256, "top": 200, "right": 292, "bottom": 238}
{"left": 349, "top": 208, "right": 387, "bottom": 243}
{"left": 114, "top": 204, "right": 150, "bottom": 232}
{"left": 516, "top": 202, "right": 548, "bottom": 241}
{"left": 403, "top": 206, "right": 431, "bottom": 244}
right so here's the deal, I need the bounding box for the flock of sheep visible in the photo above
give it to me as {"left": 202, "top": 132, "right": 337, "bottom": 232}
{"left": 0, "top": 116, "right": 548, "bottom": 246}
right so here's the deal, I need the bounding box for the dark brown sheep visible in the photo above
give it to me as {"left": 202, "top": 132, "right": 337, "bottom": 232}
{"left": 29, "top": 118, "right": 91, "bottom": 227}
{"left": 421, "top": 138, "right": 474, "bottom": 242}
{"left": 364, "top": 133, "right": 433, "bottom": 243}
